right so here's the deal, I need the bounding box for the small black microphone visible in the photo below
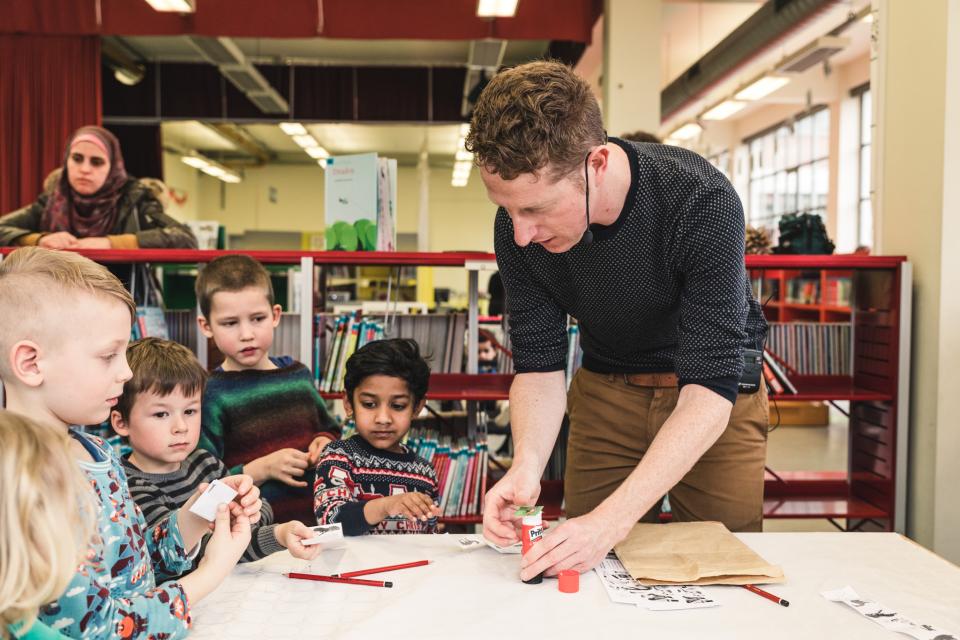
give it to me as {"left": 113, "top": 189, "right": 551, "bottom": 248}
{"left": 580, "top": 227, "right": 593, "bottom": 245}
{"left": 579, "top": 152, "right": 593, "bottom": 246}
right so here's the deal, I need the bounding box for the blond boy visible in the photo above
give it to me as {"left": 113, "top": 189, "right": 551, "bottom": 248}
{"left": 0, "top": 247, "right": 259, "bottom": 639}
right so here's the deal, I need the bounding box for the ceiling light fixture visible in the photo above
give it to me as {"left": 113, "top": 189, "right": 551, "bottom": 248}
{"left": 181, "top": 155, "right": 208, "bottom": 169}
{"left": 279, "top": 122, "right": 308, "bottom": 136}
{"left": 702, "top": 100, "right": 747, "bottom": 121}
{"left": 292, "top": 134, "right": 319, "bottom": 148}
{"left": 477, "top": 0, "right": 519, "bottom": 18}
{"left": 735, "top": 75, "right": 791, "bottom": 101}
{"left": 144, "top": 0, "right": 195, "bottom": 13}
{"left": 669, "top": 123, "right": 702, "bottom": 141}
{"left": 181, "top": 151, "right": 241, "bottom": 183}
{"left": 306, "top": 146, "right": 330, "bottom": 159}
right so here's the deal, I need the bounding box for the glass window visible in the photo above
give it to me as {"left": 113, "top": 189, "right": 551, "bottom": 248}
{"left": 746, "top": 107, "right": 831, "bottom": 235}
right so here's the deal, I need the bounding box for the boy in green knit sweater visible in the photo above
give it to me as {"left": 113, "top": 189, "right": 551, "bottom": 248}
{"left": 196, "top": 255, "right": 340, "bottom": 523}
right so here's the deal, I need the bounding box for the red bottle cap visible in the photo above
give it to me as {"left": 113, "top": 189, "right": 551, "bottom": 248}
{"left": 558, "top": 569, "right": 579, "bottom": 593}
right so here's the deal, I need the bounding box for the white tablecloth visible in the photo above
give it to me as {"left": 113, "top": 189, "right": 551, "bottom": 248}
{"left": 189, "top": 532, "right": 960, "bottom": 639}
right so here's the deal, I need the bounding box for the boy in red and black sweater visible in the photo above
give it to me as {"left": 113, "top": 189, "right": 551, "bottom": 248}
{"left": 313, "top": 339, "right": 440, "bottom": 535}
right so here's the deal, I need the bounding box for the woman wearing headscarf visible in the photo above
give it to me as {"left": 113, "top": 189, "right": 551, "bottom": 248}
{"left": 0, "top": 126, "right": 197, "bottom": 249}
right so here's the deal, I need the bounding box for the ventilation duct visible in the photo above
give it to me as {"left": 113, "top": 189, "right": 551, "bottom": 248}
{"left": 661, "top": 0, "right": 838, "bottom": 120}
{"left": 186, "top": 36, "right": 288, "bottom": 114}
{"left": 186, "top": 36, "right": 245, "bottom": 66}
{"left": 461, "top": 39, "right": 506, "bottom": 117}
{"left": 775, "top": 35, "right": 849, "bottom": 73}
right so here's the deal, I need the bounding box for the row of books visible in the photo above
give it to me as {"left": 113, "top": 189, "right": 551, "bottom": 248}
{"left": 823, "top": 276, "right": 852, "bottom": 307}
{"left": 785, "top": 277, "right": 821, "bottom": 304}
{"left": 130, "top": 307, "right": 169, "bottom": 341}
{"left": 751, "top": 275, "right": 852, "bottom": 307}
{"left": 316, "top": 314, "right": 388, "bottom": 392}
{"left": 407, "top": 428, "right": 488, "bottom": 518}
{"left": 163, "top": 310, "right": 197, "bottom": 352}
{"left": 315, "top": 312, "right": 469, "bottom": 391}
{"left": 766, "top": 322, "right": 852, "bottom": 376}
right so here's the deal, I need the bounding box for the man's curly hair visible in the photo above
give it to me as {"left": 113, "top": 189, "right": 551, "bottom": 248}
{"left": 464, "top": 60, "right": 606, "bottom": 182}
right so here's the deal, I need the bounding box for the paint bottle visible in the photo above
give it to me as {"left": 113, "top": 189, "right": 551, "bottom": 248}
{"left": 516, "top": 505, "right": 544, "bottom": 584}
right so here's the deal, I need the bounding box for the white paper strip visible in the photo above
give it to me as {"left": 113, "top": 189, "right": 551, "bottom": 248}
{"left": 822, "top": 585, "right": 958, "bottom": 640}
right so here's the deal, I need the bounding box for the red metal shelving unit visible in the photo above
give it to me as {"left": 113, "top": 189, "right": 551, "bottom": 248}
{"left": 747, "top": 255, "right": 911, "bottom": 532}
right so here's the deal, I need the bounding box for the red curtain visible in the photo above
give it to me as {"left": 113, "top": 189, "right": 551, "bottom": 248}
{"left": 0, "top": 35, "right": 101, "bottom": 215}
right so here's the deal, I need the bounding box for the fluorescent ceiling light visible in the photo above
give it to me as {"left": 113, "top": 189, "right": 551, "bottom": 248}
{"left": 306, "top": 146, "right": 330, "bottom": 159}
{"left": 451, "top": 177, "right": 469, "bottom": 187}
{"left": 702, "top": 100, "right": 747, "bottom": 121}
{"left": 279, "top": 122, "right": 308, "bottom": 136}
{"left": 477, "top": 0, "right": 518, "bottom": 18}
{"left": 220, "top": 172, "right": 241, "bottom": 184}
{"left": 455, "top": 149, "right": 473, "bottom": 162}
{"left": 669, "top": 123, "right": 702, "bottom": 141}
{"left": 735, "top": 76, "right": 791, "bottom": 101}
{"left": 181, "top": 155, "right": 208, "bottom": 169}
{"left": 292, "top": 135, "right": 318, "bottom": 148}
{"left": 201, "top": 165, "right": 226, "bottom": 178}
{"left": 144, "top": 0, "right": 195, "bottom": 12}
{"left": 459, "top": 123, "right": 471, "bottom": 136}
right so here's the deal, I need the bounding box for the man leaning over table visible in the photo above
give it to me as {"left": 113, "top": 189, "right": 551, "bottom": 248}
{"left": 467, "top": 61, "right": 769, "bottom": 581}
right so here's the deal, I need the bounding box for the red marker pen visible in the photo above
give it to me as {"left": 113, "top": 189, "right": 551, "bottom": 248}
{"left": 516, "top": 505, "right": 544, "bottom": 584}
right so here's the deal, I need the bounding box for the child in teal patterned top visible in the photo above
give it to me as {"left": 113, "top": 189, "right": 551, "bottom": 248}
{"left": 0, "top": 248, "right": 260, "bottom": 639}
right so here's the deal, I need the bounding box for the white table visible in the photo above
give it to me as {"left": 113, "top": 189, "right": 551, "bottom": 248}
{"left": 189, "top": 533, "right": 960, "bottom": 639}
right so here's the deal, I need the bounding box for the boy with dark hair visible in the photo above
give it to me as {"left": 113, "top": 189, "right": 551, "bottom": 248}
{"left": 113, "top": 338, "right": 322, "bottom": 567}
{"left": 195, "top": 254, "right": 340, "bottom": 523}
{"left": 313, "top": 339, "right": 440, "bottom": 535}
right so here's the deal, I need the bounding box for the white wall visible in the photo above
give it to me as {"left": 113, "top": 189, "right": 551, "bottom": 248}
{"left": 934, "top": 0, "right": 960, "bottom": 563}
{"left": 161, "top": 151, "right": 199, "bottom": 222}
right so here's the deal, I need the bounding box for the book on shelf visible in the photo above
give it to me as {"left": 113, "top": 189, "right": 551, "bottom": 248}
{"left": 323, "top": 152, "right": 397, "bottom": 251}
{"left": 823, "top": 276, "right": 852, "bottom": 307}
{"left": 164, "top": 310, "right": 198, "bottom": 353}
{"left": 762, "top": 349, "right": 798, "bottom": 395}
{"left": 785, "top": 277, "right": 821, "bottom": 304}
{"left": 408, "top": 427, "right": 487, "bottom": 518}
{"left": 766, "top": 322, "right": 852, "bottom": 376}
{"left": 131, "top": 307, "right": 169, "bottom": 341}
{"left": 315, "top": 312, "right": 468, "bottom": 392}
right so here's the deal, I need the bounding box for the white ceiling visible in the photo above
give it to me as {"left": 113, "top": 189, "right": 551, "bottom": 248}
{"left": 162, "top": 120, "right": 465, "bottom": 166}
{"left": 661, "top": 1, "right": 765, "bottom": 88}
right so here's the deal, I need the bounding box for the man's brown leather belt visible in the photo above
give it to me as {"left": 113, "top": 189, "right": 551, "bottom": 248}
{"left": 622, "top": 372, "right": 679, "bottom": 387}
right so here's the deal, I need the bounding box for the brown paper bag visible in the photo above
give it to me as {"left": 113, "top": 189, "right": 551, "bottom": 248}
{"left": 613, "top": 521, "right": 785, "bottom": 586}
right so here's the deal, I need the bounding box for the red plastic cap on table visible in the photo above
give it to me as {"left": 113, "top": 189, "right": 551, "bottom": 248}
{"left": 558, "top": 570, "right": 579, "bottom": 593}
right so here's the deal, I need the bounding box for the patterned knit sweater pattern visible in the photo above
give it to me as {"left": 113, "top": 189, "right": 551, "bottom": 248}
{"left": 314, "top": 435, "right": 439, "bottom": 535}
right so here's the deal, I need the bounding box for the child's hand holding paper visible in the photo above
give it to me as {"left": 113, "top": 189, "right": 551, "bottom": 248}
{"left": 275, "top": 521, "right": 324, "bottom": 560}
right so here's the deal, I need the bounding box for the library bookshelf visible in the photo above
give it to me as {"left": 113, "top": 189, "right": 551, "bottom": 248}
{"left": 747, "top": 254, "right": 911, "bottom": 532}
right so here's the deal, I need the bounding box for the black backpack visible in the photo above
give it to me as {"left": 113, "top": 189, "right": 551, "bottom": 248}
{"left": 773, "top": 213, "right": 835, "bottom": 255}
